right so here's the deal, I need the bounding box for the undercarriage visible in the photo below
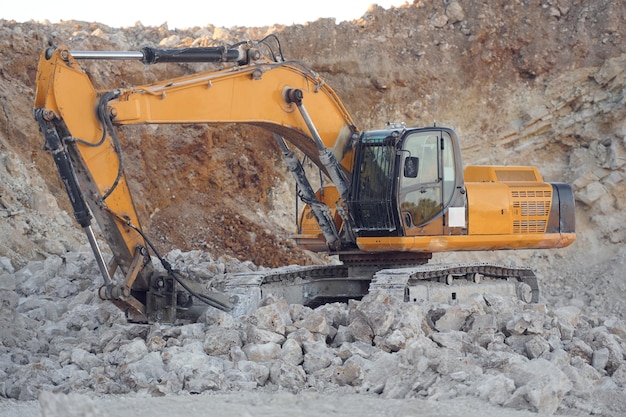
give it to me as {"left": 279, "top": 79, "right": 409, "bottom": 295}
{"left": 213, "top": 253, "right": 539, "bottom": 317}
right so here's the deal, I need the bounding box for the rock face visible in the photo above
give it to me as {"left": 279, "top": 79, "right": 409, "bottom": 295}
{"left": 1, "top": 0, "right": 626, "bottom": 416}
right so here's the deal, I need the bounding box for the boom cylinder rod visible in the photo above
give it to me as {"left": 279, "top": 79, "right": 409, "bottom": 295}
{"left": 84, "top": 225, "right": 113, "bottom": 287}
{"left": 284, "top": 88, "right": 351, "bottom": 202}
{"left": 66, "top": 46, "right": 245, "bottom": 64}
{"left": 68, "top": 51, "right": 144, "bottom": 60}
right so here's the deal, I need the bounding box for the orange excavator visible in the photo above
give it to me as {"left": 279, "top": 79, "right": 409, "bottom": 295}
{"left": 33, "top": 36, "right": 575, "bottom": 322}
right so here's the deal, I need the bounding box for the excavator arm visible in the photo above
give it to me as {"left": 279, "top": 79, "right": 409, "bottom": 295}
{"left": 33, "top": 37, "right": 359, "bottom": 322}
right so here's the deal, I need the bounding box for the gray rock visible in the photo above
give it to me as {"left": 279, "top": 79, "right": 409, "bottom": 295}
{"left": 553, "top": 306, "right": 583, "bottom": 327}
{"left": 331, "top": 325, "right": 355, "bottom": 347}
{"left": 281, "top": 338, "right": 303, "bottom": 366}
{"left": 228, "top": 345, "right": 247, "bottom": 363}
{"left": 468, "top": 374, "right": 516, "bottom": 405}
{"left": 524, "top": 336, "right": 551, "bottom": 359}
{"left": 361, "top": 351, "right": 398, "bottom": 394}
{"left": 70, "top": 347, "right": 103, "bottom": 371}
{"left": 482, "top": 294, "right": 521, "bottom": 329}
{"left": 338, "top": 341, "right": 385, "bottom": 361}
{"left": 564, "top": 358, "right": 603, "bottom": 394}
{"left": 350, "top": 290, "right": 395, "bottom": 337}
{"left": 242, "top": 342, "right": 282, "bottom": 362}
{"left": 43, "top": 276, "right": 80, "bottom": 299}
{"left": 431, "top": 330, "right": 471, "bottom": 351}
{"left": 548, "top": 348, "right": 571, "bottom": 369}
{"left": 67, "top": 289, "right": 95, "bottom": 311}
{"left": 302, "top": 340, "right": 334, "bottom": 373}
{"left": 184, "top": 359, "right": 226, "bottom": 393}
{"left": 246, "top": 325, "right": 286, "bottom": 345}
{"left": 18, "top": 297, "right": 64, "bottom": 321}
{"left": 117, "top": 338, "right": 149, "bottom": 364}
{"left": 179, "top": 323, "right": 205, "bottom": 340}
{"left": 591, "top": 329, "right": 624, "bottom": 374}
{"left": 568, "top": 338, "right": 594, "bottom": 362}
{"left": 201, "top": 308, "right": 237, "bottom": 327}
{"left": 332, "top": 355, "right": 365, "bottom": 387}
{"left": 1, "top": 245, "right": 625, "bottom": 412}
{"left": 0, "top": 257, "right": 15, "bottom": 274}
{"left": 558, "top": 319, "right": 576, "bottom": 341}
{"left": 316, "top": 302, "right": 349, "bottom": 328}
{"left": 163, "top": 342, "right": 211, "bottom": 375}
{"left": 347, "top": 315, "right": 373, "bottom": 344}
{"left": 162, "top": 342, "right": 226, "bottom": 394}
{"left": 506, "top": 310, "right": 544, "bottom": 336}
{"left": 4, "top": 361, "right": 58, "bottom": 400}
{"left": 592, "top": 347, "right": 610, "bottom": 371}
{"left": 433, "top": 304, "right": 474, "bottom": 332}
{"left": 0, "top": 273, "right": 16, "bottom": 291}
{"left": 401, "top": 336, "right": 439, "bottom": 366}
{"left": 469, "top": 313, "right": 498, "bottom": 333}
{"left": 604, "top": 317, "right": 626, "bottom": 339}
{"left": 286, "top": 327, "right": 320, "bottom": 345}
{"left": 393, "top": 302, "right": 426, "bottom": 340}
{"left": 63, "top": 304, "right": 118, "bottom": 332}
{"left": 480, "top": 349, "right": 528, "bottom": 373}
{"left": 146, "top": 334, "right": 167, "bottom": 352}
{"left": 294, "top": 309, "right": 329, "bottom": 335}
{"left": 611, "top": 364, "right": 626, "bottom": 388}
{"left": 124, "top": 351, "right": 167, "bottom": 387}
{"left": 234, "top": 360, "right": 270, "bottom": 386}
{"left": 252, "top": 298, "right": 292, "bottom": 335}
{"left": 546, "top": 333, "right": 563, "bottom": 352}
{"left": 376, "top": 329, "right": 406, "bottom": 352}
{"left": 15, "top": 261, "right": 47, "bottom": 296}
{"left": 269, "top": 361, "right": 306, "bottom": 392}
{"left": 203, "top": 327, "right": 242, "bottom": 356}
{"left": 468, "top": 313, "right": 499, "bottom": 348}
{"left": 504, "top": 358, "right": 573, "bottom": 414}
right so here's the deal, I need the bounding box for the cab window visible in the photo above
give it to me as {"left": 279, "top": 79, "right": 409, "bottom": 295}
{"left": 399, "top": 131, "right": 455, "bottom": 227}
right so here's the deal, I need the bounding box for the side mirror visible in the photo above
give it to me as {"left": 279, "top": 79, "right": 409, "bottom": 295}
{"left": 404, "top": 156, "right": 419, "bottom": 178}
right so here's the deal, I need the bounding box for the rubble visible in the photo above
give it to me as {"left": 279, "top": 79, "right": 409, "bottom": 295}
{"left": 0, "top": 250, "right": 625, "bottom": 415}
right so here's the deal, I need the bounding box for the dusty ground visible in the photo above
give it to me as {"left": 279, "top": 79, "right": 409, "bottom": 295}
{"left": 1, "top": 391, "right": 568, "bottom": 417}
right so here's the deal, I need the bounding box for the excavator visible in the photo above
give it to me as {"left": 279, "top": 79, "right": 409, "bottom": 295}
{"left": 33, "top": 35, "right": 575, "bottom": 322}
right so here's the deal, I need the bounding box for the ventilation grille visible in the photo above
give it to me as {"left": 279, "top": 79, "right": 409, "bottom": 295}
{"left": 511, "top": 190, "right": 551, "bottom": 199}
{"left": 513, "top": 219, "right": 548, "bottom": 234}
{"left": 511, "top": 188, "right": 552, "bottom": 234}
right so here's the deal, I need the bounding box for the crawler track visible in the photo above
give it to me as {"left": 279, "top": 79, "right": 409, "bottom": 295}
{"left": 222, "top": 262, "right": 539, "bottom": 315}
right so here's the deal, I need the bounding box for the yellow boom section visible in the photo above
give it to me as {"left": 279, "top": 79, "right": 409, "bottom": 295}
{"left": 34, "top": 46, "right": 357, "bottom": 271}
{"left": 110, "top": 60, "right": 356, "bottom": 170}
{"left": 34, "top": 48, "right": 145, "bottom": 271}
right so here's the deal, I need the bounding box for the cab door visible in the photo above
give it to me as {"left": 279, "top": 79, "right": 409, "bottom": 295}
{"left": 398, "top": 129, "right": 460, "bottom": 235}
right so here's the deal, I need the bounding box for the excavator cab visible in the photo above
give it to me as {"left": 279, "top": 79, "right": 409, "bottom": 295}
{"left": 349, "top": 127, "right": 467, "bottom": 240}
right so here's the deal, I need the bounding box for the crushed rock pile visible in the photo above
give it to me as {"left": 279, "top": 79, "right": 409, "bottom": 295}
{"left": 1, "top": 250, "right": 625, "bottom": 416}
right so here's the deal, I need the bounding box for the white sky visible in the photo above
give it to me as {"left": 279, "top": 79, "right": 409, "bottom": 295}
{"left": 3, "top": 1, "right": 408, "bottom": 29}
